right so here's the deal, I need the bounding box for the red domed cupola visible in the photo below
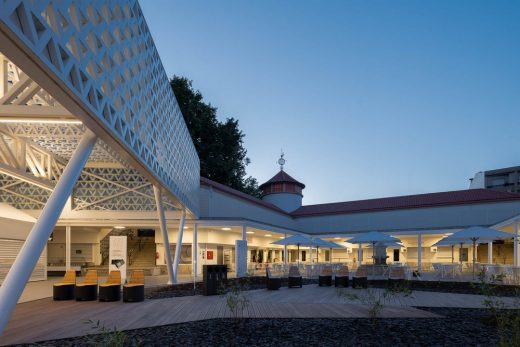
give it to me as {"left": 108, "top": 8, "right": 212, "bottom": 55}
{"left": 259, "top": 153, "right": 305, "bottom": 212}
{"left": 259, "top": 170, "right": 305, "bottom": 196}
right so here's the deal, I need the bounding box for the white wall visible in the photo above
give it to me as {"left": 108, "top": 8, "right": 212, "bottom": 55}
{"left": 295, "top": 201, "right": 520, "bottom": 234}
{"left": 0, "top": 218, "right": 34, "bottom": 241}
{"left": 469, "top": 172, "right": 485, "bottom": 189}
{"left": 199, "top": 185, "right": 295, "bottom": 229}
{"left": 262, "top": 193, "right": 302, "bottom": 213}
{"left": 47, "top": 227, "right": 104, "bottom": 265}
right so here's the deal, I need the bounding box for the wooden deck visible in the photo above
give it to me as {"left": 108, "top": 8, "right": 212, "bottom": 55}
{"left": 1, "top": 285, "right": 515, "bottom": 345}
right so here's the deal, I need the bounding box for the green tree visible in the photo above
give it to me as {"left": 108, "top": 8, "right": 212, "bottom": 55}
{"left": 170, "top": 76, "right": 261, "bottom": 198}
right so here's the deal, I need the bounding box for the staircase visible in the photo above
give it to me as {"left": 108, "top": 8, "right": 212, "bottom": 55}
{"left": 129, "top": 238, "right": 156, "bottom": 268}
{"left": 89, "top": 230, "right": 159, "bottom": 276}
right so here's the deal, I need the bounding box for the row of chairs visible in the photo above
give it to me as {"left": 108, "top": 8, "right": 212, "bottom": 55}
{"left": 53, "top": 270, "right": 145, "bottom": 302}
{"left": 266, "top": 264, "right": 407, "bottom": 290}
{"left": 318, "top": 265, "right": 369, "bottom": 288}
{"left": 265, "top": 266, "right": 302, "bottom": 289}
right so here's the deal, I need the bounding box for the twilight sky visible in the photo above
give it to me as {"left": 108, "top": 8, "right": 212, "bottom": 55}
{"left": 140, "top": 0, "right": 520, "bottom": 205}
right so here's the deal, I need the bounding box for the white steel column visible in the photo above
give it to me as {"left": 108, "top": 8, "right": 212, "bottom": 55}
{"left": 172, "top": 209, "right": 186, "bottom": 283}
{"left": 192, "top": 223, "right": 198, "bottom": 278}
{"left": 0, "top": 130, "right": 96, "bottom": 335}
{"left": 417, "top": 233, "right": 422, "bottom": 274}
{"left": 514, "top": 221, "right": 519, "bottom": 267}
{"left": 488, "top": 241, "right": 493, "bottom": 264}
{"left": 284, "top": 233, "right": 288, "bottom": 265}
{"left": 65, "top": 225, "right": 71, "bottom": 271}
{"left": 235, "top": 224, "right": 248, "bottom": 278}
{"left": 358, "top": 243, "right": 363, "bottom": 265}
{"left": 153, "top": 186, "right": 174, "bottom": 285}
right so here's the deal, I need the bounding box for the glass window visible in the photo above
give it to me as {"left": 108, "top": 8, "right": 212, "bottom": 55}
{"left": 489, "top": 176, "right": 508, "bottom": 187}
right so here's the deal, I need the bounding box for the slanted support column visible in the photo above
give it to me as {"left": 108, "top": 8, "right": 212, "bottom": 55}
{"left": 514, "top": 221, "right": 519, "bottom": 267}
{"left": 417, "top": 233, "right": 422, "bottom": 274}
{"left": 173, "top": 209, "right": 186, "bottom": 283}
{"left": 488, "top": 241, "right": 493, "bottom": 264}
{"left": 192, "top": 223, "right": 198, "bottom": 278}
{"left": 242, "top": 224, "right": 247, "bottom": 241}
{"left": 65, "top": 225, "right": 71, "bottom": 271}
{"left": 358, "top": 243, "right": 363, "bottom": 266}
{"left": 153, "top": 186, "right": 174, "bottom": 285}
{"left": 0, "top": 130, "right": 96, "bottom": 335}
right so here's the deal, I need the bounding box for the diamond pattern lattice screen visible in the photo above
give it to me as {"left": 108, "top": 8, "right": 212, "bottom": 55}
{"left": 0, "top": 0, "right": 200, "bottom": 214}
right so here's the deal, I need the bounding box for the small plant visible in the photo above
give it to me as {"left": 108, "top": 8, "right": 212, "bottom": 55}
{"left": 82, "top": 319, "right": 142, "bottom": 347}
{"left": 337, "top": 282, "right": 414, "bottom": 327}
{"left": 221, "top": 280, "right": 250, "bottom": 321}
{"left": 361, "top": 289, "right": 387, "bottom": 321}
{"left": 475, "top": 269, "right": 520, "bottom": 347}
{"left": 337, "top": 288, "right": 387, "bottom": 325}
{"left": 386, "top": 280, "right": 413, "bottom": 297}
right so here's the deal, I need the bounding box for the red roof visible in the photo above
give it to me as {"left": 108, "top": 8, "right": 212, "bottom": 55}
{"left": 200, "top": 177, "right": 288, "bottom": 214}
{"left": 259, "top": 170, "right": 305, "bottom": 190}
{"left": 200, "top": 177, "right": 520, "bottom": 218}
{"left": 291, "top": 189, "right": 520, "bottom": 217}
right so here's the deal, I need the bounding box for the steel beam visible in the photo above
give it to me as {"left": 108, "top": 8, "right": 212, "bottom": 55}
{"left": 192, "top": 223, "right": 198, "bottom": 278}
{"left": 153, "top": 186, "right": 174, "bottom": 285}
{"left": 172, "top": 209, "right": 186, "bottom": 283}
{"left": 0, "top": 130, "right": 96, "bottom": 335}
{"left": 65, "top": 225, "right": 71, "bottom": 271}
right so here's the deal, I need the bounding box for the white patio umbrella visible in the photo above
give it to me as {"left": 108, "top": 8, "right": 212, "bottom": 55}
{"left": 272, "top": 234, "right": 319, "bottom": 262}
{"left": 312, "top": 238, "right": 345, "bottom": 263}
{"left": 346, "top": 231, "right": 400, "bottom": 265}
{"left": 441, "top": 227, "right": 513, "bottom": 277}
{"left": 433, "top": 239, "right": 472, "bottom": 264}
{"left": 361, "top": 241, "right": 403, "bottom": 248}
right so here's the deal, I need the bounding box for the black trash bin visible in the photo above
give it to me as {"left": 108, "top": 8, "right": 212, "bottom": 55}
{"left": 203, "top": 264, "right": 228, "bottom": 295}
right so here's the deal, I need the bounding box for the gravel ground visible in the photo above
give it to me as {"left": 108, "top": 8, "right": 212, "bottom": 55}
{"left": 13, "top": 307, "right": 506, "bottom": 347}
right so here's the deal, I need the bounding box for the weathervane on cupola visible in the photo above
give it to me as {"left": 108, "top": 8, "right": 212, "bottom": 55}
{"left": 278, "top": 150, "right": 286, "bottom": 171}
{"left": 260, "top": 150, "right": 305, "bottom": 212}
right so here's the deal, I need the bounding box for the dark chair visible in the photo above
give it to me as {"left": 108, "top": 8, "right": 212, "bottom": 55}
{"left": 123, "top": 270, "right": 145, "bottom": 302}
{"left": 75, "top": 270, "right": 98, "bottom": 301}
{"left": 288, "top": 266, "right": 302, "bottom": 288}
{"left": 99, "top": 270, "right": 121, "bottom": 301}
{"left": 318, "top": 265, "right": 333, "bottom": 286}
{"left": 53, "top": 270, "right": 76, "bottom": 300}
{"left": 388, "top": 266, "right": 406, "bottom": 288}
{"left": 334, "top": 265, "right": 349, "bottom": 287}
{"left": 352, "top": 265, "right": 368, "bottom": 289}
{"left": 266, "top": 267, "right": 281, "bottom": 290}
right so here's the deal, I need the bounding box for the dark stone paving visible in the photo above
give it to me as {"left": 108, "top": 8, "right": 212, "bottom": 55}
{"left": 13, "top": 307, "right": 504, "bottom": 347}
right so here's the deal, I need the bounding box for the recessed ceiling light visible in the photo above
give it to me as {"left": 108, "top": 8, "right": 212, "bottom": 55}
{"left": 246, "top": 231, "right": 254, "bottom": 234}
{"left": 114, "top": 226, "right": 125, "bottom": 229}
{"left": 279, "top": 236, "right": 284, "bottom": 239}
{"left": 265, "top": 234, "right": 272, "bottom": 237}
{"left": 334, "top": 237, "right": 341, "bottom": 240}
{"left": 221, "top": 227, "right": 231, "bottom": 231}
{"left": 183, "top": 226, "right": 189, "bottom": 229}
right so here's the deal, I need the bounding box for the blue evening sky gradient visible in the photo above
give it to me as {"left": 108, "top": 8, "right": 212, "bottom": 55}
{"left": 140, "top": 0, "right": 520, "bottom": 205}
